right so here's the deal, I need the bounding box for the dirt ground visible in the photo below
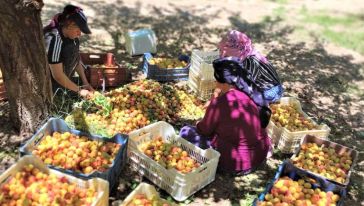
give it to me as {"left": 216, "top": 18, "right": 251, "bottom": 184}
{"left": 1, "top": 0, "right": 363, "bottom": 205}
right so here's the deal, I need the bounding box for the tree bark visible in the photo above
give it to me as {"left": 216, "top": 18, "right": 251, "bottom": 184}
{"left": 0, "top": 0, "right": 52, "bottom": 139}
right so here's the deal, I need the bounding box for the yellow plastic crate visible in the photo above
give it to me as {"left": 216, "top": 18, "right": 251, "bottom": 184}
{"left": 119, "top": 183, "right": 177, "bottom": 206}
{"left": 0, "top": 155, "right": 109, "bottom": 206}
{"left": 268, "top": 97, "right": 331, "bottom": 154}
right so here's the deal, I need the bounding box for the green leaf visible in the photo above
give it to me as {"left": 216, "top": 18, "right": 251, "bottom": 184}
{"left": 102, "top": 164, "right": 110, "bottom": 169}
{"left": 23, "top": 198, "right": 30, "bottom": 206}
{"left": 101, "top": 152, "right": 112, "bottom": 159}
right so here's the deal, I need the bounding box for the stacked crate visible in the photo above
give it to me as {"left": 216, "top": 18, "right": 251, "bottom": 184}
{"left": 188, "top": 50, "right": 219, "bottom": 100}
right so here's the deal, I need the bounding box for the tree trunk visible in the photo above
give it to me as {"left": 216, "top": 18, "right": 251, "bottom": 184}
{"left": 0, "top": 0, "right": 52, "bottom": 139}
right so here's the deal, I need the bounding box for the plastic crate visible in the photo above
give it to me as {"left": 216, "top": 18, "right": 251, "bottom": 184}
{"left": 267, "top": 97, "right": 331, "bottom": 154}
{"left": 81, "top": 53, "right": 130, "bottom": 89}
{"left": 119, "top": 183, "right": 177, "bottom": 206}
{"left": 125, "top": 28, "right": 157, "bottom": 56}
{"left": 188, "top": 69, "right": 216, "bottom": 100}
{"left": 19, "top": 118, "right": 128, "bottom": 190}
{"left": 253, "top": 161, "right": 346, "bottom": 206}
{"left": 127, "top": 121, "right": 220, "bottom": 202}
{"left": 190, "top": 50, "right": 219, "bottom": 80}
{"left": 142, "top": 53, "right": 190, "bottom": 82}
{"left": 290, "top": 135, "right": 358, "bottom": 187}
{"left": 0, "top": 155, "right": 109, "bottom": 206}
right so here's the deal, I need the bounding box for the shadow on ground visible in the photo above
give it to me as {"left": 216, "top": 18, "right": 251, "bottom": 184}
{"left": 0, "top": 1, "right": 363, "bottom": 205}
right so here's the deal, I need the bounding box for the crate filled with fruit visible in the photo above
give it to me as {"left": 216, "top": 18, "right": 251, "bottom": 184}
{"left": 143, "top": 53, "right": 190, "bottom": 81}
{"left": 0, "top": 155, "right": 109, "bottom": 206}
{"left": 139, "top": 136, "right": 201, "bottom": 174}
{"left": 254, "top": 161, "right": 346, "bottom": 206}
{"left": 128, "top": 121, "right": 220, "bottom": 201}
{"left": 268, "top": 97, "right": 331, "bottom": 153}
{"left": 20, "top": 118, "right": 128, "bottom": 190}
{"left": 81, "top": 52, "right": 130, "bottom": 89}
{"left": 291, "top": 135, "right": 358, "bottom": 186}
{"left": 120, "top": 183, "right": 176, "bottom": 206}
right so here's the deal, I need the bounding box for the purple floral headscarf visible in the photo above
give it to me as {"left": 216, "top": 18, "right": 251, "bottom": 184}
{"left": 218, "top": 30, "right": 268, "bottom": 63}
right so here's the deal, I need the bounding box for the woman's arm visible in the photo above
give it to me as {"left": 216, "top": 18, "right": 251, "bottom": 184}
{"left": 49, "top": 63, "right": 80, "bottom": 92}
{"left": 49, "top": 63, "right": 92, "bottom": 97}
{"left": 203, "top": 87, "right": 222, "bottom": 109}
{"left": 196, "top": 98, "right": 220, "bottom": 137}
{"left": 75, "top": 61, "right": 95, "bottom": 91}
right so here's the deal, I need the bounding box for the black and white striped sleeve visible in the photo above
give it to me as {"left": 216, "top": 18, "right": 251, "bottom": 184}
{"left": 45, "top": 33, "right": 62, "bottom": 64}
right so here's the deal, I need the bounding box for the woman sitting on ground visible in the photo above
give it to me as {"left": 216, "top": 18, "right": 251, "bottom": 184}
{"left": 180, "top": 60, "right": 271, "bottom": 175}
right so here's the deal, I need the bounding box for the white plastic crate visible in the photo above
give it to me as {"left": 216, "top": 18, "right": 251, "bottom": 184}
{"left": 268, "top": 97, "right": 331, "bottom": 154}
{"left": 190, "top": 50, "right": 219, "bottom": 80}
{"left": 119, "top": 183, "right": 177, "bottom": 206}
{"left": 0, "top": 155, "right": 109, "bottom": 206}
{"left": 127, "top": 121, "right": 220, "bottom": 202}
{"left": 125, "top": 28, "right": 157, "bottom": 56}
{"left": 188, "top": 69, "right": 216, "bottom": 101}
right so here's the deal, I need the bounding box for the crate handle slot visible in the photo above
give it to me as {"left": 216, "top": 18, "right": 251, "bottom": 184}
{"left": 135, "top": 132, "right": 152, "bottom": 142}
{"left": 197, "top": 166, "right": 208, "bottom": 174}
{"left": 34, "top": 132, "right": 44, "bottom": 145}
{"left": 89, "top": 54, "right": 102, "bottom": 59}
{"left": 0, "top": 175, "right": 10, "bottom": 185}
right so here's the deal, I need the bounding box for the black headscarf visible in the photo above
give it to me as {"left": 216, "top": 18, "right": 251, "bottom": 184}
{"left": 212, "top": 57, "right": 271, "bottom": 128}
{"left": 213, "top": 56, "right": 254, "bottom": 93}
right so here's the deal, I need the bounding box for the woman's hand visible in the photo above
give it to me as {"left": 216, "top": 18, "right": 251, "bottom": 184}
{"left": 78, "top": 89, "right": 93, "bottom": 99}
{"left": 203, "top": 88, "right": 222, "bottom": 109}
{"left": 213, "top": 87, "right": 222, "bottom": 98}
{"left": 83, "top": 84, "right": 95, "bottom": 92}
{"left": 203, "top": 100, "right": 211, "bottom": 109}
